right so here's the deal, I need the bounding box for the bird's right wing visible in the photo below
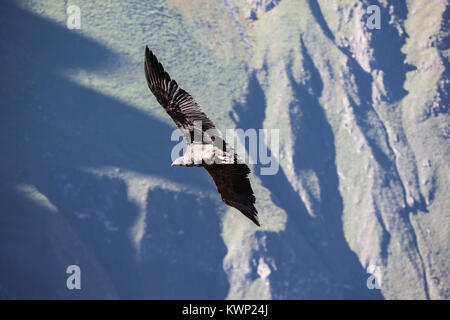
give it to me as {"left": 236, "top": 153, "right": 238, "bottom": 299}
{"left": 144, "top": 46, "right": 216, "bottom": 142}
{"left": 205, "top": 164, "right": 260, "bottom": 226}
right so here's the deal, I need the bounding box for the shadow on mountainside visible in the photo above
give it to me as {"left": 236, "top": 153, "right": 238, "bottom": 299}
{"left": 0, "top": 1, "right": 228, "bottom": 299}
{"left": 231, "top": 37, "right": 383, "bottom": 299}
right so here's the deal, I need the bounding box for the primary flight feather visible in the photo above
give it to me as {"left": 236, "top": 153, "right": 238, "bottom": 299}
{"left": 144, "top": 46, "right": 259, "bottom": 226}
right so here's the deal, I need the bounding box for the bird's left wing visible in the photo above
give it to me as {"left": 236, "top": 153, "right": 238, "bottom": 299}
{"left": 144, "top": 46, "right": 216, "bottom": 142}
{"left": 205, "top": 164, "right": 260, "bottom": 226}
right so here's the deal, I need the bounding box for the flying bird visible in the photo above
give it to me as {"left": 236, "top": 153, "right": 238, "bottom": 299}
{"left": 144, "top": 46, "right": 259, "bottom": 226}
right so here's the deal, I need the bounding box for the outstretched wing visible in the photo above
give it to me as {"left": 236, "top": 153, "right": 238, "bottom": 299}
{"left": 205, "top": 164, "right": 260, "bottom": 226}
{"left": 144, "top": 46, "right": 216, "bottom": 143}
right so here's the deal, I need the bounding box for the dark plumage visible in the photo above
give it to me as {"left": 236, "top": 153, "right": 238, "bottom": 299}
{"left": 144, "top": 46, "right": 259, "bottom": 226}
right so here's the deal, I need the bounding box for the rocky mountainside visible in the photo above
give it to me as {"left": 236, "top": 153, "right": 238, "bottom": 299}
{"left": 0, "top": 0, "right": 448, "bottom": 299}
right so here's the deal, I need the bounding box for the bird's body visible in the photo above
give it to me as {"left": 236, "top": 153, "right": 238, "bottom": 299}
{"left": 172, "top": 142, "right": 239, "bottom": 166}
{"left": 144, "top": 46, "right": 260, "bottom": 226}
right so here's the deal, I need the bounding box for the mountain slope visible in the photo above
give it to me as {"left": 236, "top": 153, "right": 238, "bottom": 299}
{"left": 0, "top": 0, "right": 448, "bottom": 299}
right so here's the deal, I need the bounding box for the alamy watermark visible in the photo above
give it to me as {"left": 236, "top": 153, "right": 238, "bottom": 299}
{"left": 366, "top": 264, "right": 382, "bottom": 290}
{"left": 66, "top": 5, "right": 81, "bottom": 30}
{"left": 366, "top": 5, "right": 381, "bottom": 30}
{"left": 170, "top": 121, "right": 280, "bottom": 175}
{"left": 66, "top": 265, "right": 81, "bottom": 290}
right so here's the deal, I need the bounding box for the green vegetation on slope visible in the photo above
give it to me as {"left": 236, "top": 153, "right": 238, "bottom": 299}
{"left": 0, "top": 0, "right": 448, "bottom": 299}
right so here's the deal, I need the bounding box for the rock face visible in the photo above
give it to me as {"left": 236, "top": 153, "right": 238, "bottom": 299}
{"left": 0, "top": 0, "right": 448, "bottom": 299}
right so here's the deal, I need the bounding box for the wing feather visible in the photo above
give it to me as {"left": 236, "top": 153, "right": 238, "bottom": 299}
{"left": 144, "top": 47, "right": 216, "bottom": 141}
{"left": 205, "top": 164, "right": 259, "bottom": 226}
